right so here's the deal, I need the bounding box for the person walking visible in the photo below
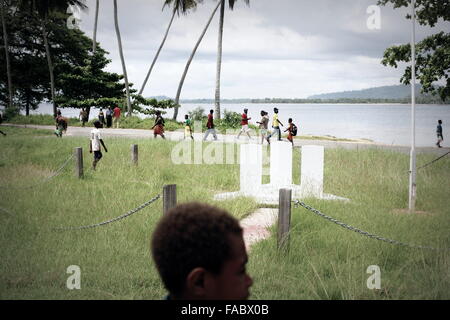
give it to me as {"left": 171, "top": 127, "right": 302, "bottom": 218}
{"left": 89, "top": 120, "right": 108, "bottom": 170}
{"left": 151, "top": 111, "right": 166, "bottom": 139}
{"left": 203, "top": 109, "right": 218, "bottom": 141}
{"left": 236, "top": 108, "right": 252, "bottom": 140}
{"left": 0, "top": 112, "right": 7, "bottom": 136}
{"left": 113, "top": 104, "right": 121, "bottom": 129}
{"left": 266, "top": 107, "right": 284, "bottom": 144}
{"left": 54, "top": 114, "right": 68, "bottom": 138}
{"left": 184, "top": 114, "right": 194, "bottom": 140}
{"left": 436, "top": 119, "right": 443, "bottom": 148}
{"left": 256, "top": 111, "right": 269, "bottom": 144}
{"left": 284, "top": 118, "right": 296, "bottom": 147}
{"left": 106, "top": 106, "right": 113, "bottom": 128}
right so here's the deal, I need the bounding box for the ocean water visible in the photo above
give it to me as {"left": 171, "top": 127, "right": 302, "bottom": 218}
{"left": 24, "top": 102, "right": 450, "bottom": 147}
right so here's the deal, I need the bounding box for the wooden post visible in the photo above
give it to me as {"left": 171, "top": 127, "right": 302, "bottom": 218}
{"left": 75, "top": 147, "right": 83, "bottom": 178}
{"left": 131, "top": 144, "right": 138, "bottom": 165}
{"left": 163, "top": 184, "right": 177, "bottom": 215}
{"left": 277, "top": 188, "right": 292, "bottom": 252}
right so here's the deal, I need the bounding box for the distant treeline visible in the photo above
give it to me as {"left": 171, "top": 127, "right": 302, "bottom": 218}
{"left": 179, "top": 96, "right": 449, "bottom": 104}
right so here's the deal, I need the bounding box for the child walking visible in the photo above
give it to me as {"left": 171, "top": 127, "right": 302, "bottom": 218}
{"left": 284, "top": 118, "right": 295, "bottom": 147}
{"left": 256, "top": 111, "right": 269, "bottom": 144}
{"left": 152, "top": 111, "right": 166, "bottom": 139}
{"left": 89, "top": 120, "right": 108, "bottom": 170}
{"left": 184, "top": 114, "right": 194, "bottom": 140}
{"left": 236, "top": 108, "right": 252, "bottom": 140}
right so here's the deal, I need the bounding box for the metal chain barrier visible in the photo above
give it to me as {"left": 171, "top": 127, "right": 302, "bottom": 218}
{"left": 53, "top": 194, "right": 161, "bottom": 231}
{"left": 0, "top": 154, "right": 74, "bottom": 190}
{"left": 407, "top": 151, "right": 450, "bottom": 173}
{"left": 293, "top": 200, "right": 450, "bottom": 251}
{"left": 416, "top": 151, "right": 450, "bottom": 171}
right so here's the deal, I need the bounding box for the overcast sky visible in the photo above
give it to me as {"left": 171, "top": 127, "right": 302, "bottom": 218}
{"left": 75, "top": 0, "right": 448, "bottom": 99}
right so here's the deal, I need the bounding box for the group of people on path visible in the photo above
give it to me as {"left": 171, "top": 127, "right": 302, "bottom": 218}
{"left": 235, "top": 107, "right": 298, "bottom": 146}
{"left": 79, "top": 105, "right": 122, "bottom": 129}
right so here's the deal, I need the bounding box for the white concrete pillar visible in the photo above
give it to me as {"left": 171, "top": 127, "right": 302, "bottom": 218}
{"left": 270, "top": 141, "right": 292, "bottom": 187}
{"left": 300, "top": 145, "right": 324, "bottom": 197}
{"left": 240, "top": 144, "right": 262, "bottom": 194}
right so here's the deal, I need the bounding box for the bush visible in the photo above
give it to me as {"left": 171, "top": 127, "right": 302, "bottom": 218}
{"left": 188, "top": 106, "right": 206, "bottom": 121}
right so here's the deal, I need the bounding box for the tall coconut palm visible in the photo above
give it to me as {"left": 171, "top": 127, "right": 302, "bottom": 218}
{"left": 92, "top": 0, "right": 99, "bottom": 53}
{"left": 173, "top": 0, "right": 220, "bottom": 120}
{"left": 19, "top": 0, "right": 87, "bottom": 118}
{"left": 113, "top": 0, "right": 132, "bottom": 117}
{"left": 215, "top": 0, "right": 249, "bottom": 119}
{"left": 138, "top": 0, "right": 200, "bottom": 96}
{"left": 0, "top": 0, "right": 13, "bottom": 110}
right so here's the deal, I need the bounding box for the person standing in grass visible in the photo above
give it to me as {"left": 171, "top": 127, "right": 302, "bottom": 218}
{"left": 98, "top": 108, "right": 106, "bottom": 127}
{"left": 436, "top": 120, "right": 443, "bottom": 148}
{"left": 266, "top": 107, "right": 284, "bottom": 144}
{"left": 113, "top": 104, "right": 121, "bottom": 129}
{"left": 79, "top": 108, "right": 88, "bottom": 127}
{"left": 106, "top": 106, "right": 113, "bottom": 128}
{"left": 54, "top": 113, "right": 68, "bottom": 138}
{"left": 184, "top": 114, "right": 193, "bottom": 140}
{"left": 236, "top": 108, "right": 252, "bottom": 140}
{"left": 256, "top": 110, "right": 269, "bottom": 144}
{"left": 89, "top": 120, "right": 108, "bottom": 170}
{"left": 0, "top": 112, "right": 6, "bottom": 136}
{"left": 151, "top": 202, "right": 253, "bottom": 300}
{"left": 203, "top": 109, "right": 218, "bottom": 141}
{"left": 152, "top": 111, "right": 166, "bottom": 139}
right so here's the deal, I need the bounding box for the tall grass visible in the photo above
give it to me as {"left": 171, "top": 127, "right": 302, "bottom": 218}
{"left": 0, "top": 127, "right": 449, "bottom": 299}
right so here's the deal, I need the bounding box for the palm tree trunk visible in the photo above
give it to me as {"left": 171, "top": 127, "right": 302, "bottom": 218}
{"left": 41, "top": 20, "right": 57, "bottom": 118}
{"left": 92, "top": 0, "right": 99, "bottom": 53}
{"left": 113, "top": 0, "right": 132, "bottom": 117}
{"left": 1, "top": 3, "right": 13, "bottom": 110}
{"left": 173, "top": 1, "right": 221, "bottom": 120}
{"left": 139, "top": 10, "right": 176, "bottom": 96}
{"left": 214, "top": 0, "right": 225, "bottom": 120}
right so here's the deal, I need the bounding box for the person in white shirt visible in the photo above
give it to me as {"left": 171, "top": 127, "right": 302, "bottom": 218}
{"left": 89, "top": 120, "right": 108, "bottom": 170}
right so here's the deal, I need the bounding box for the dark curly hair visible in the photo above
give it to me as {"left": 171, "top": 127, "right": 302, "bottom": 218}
{"left": 151, "top": 202, "right": 243, "bottom": 296}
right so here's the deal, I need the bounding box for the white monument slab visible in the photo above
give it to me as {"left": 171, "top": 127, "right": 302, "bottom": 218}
{"left": 240, "top": 143, "right": 262, "bottom": 194}
{"left": 270, "top": 141, "right": 292, "bottom": 187}
{"left": 300, "top": 145, "right": 324, "bottom": 197}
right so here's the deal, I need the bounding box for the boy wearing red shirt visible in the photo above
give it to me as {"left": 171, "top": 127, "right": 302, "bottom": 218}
{"left": 236, "top": 108, "right": 252, "bottom": 140}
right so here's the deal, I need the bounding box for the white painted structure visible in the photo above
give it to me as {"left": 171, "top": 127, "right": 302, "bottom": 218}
{"left": 215, "top": 141, "right": 348, "bottom": 204}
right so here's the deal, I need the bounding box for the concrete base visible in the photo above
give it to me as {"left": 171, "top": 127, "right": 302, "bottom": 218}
{"left": 214, "top": 184, "right": 349, "bottom": 205}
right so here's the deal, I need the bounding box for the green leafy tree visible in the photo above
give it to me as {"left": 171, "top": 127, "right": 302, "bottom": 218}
{"left": 378, "top": 0, "right": 450, "bottom": 100}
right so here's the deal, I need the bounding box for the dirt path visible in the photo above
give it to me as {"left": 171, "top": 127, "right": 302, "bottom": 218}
{"left": 4, "top": 123, "right": 448, "bottom": 154}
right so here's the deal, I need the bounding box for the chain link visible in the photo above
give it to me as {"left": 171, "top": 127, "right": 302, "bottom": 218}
{"left": 408, "top": 151, "right": 450, "bottom": 173}
{"left": 293, "top": 200, "right": 450, "bottom": 251}
{"left": 0, "top": 154, "right": 74, "bottom": 190}
{"left": 53, "top": 194, "right": 161, "bottom": 231}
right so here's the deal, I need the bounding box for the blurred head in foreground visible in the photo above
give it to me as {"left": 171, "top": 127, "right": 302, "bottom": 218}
{"left": 151, "top": 202, "right": 252, "bottom": 300}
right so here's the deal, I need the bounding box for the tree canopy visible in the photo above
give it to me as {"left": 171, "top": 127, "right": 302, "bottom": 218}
{"left": 378, "top": 0, "right": 450, "bottom": 101}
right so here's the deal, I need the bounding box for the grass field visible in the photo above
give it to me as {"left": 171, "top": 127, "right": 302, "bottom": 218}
{"left": 0, "top": 126, "right": 449, "bottom": 299}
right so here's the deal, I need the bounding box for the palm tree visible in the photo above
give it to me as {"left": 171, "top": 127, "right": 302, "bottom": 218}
{"left": 113, "top": 0, "right": 132, "bottom": 117}
{"left": 92, "top": 0, "right": 99, "bottom": 53}
{"left": 0, "top": 0, "right": 13, "bottom": 110}
{"left": 19, "top": 0, "right": 87, "bottom": 118}
{"left": 215, "top": 0, "right": 249, "bottom": 119}
{"left": 138, "top": 0, "right": 200, "bottom": 96}
{"left": 173, "top": 0, "right": 221, "bottom": 120}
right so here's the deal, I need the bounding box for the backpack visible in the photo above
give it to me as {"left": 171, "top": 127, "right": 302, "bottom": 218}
{"left": 292, "top": 123, "right": 298, "bottom": 136}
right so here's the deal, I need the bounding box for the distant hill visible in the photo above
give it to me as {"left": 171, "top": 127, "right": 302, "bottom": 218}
{"left": 307, "top": 85, "right": 421, "bottom": 100}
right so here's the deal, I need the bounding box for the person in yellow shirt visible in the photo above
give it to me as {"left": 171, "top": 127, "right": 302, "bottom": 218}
{"left": 266, "top": 107, "right": 284, "bottom": 144}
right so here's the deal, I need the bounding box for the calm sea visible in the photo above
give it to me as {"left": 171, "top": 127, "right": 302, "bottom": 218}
{"left": 23, "top": 102, "right": 450, "bottom": 147}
